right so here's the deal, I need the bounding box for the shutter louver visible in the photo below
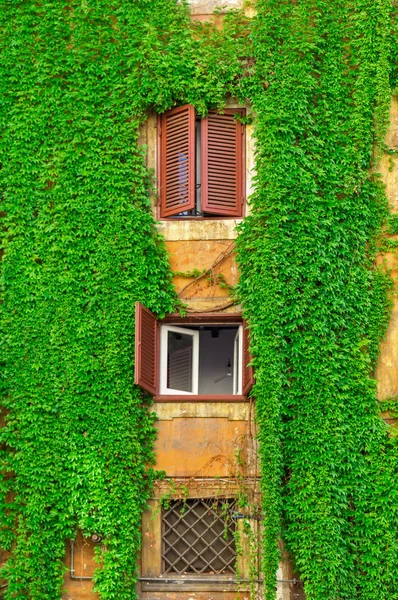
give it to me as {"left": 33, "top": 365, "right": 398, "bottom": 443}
{"left": 242, "top": 320, "right": 254, "bottom": 396}
{"left": 201, "top": 110, "right": 244, "bottom": 217}
{"left": 159, "top": 105, "right": 195, "bottom": 218}
{"left": 168, "top": 345, "right": 193, "bottom": 393}
{"left": 135, "top": 302, "right": 158, "bottom": 395}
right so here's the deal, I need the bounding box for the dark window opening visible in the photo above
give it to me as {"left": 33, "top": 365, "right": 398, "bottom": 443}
{"left": 162, "top": 325, "right": 241, "bottom": 396}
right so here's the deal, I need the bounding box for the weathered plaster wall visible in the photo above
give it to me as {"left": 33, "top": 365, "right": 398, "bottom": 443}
{"left": 155, "top": 417, "right": 250, "bottom": 476}
{"left": 187, "top": 0, "right": 248, "bottom": 22}
{"left": 63, "top": 536, "right": 98, "bottom": 600}
{"left": 188, "top": 0, "right": 244, "bottom": 12}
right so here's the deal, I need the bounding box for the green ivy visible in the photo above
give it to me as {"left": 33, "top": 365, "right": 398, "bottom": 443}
{"left": 0, "top": 1, "right": 192, "bottom": 598}
{"left": 1, "top": 1, "right": 398, "bottom": 599}
{"left": 237, "top": 1, "right": 398, "bottom": 598}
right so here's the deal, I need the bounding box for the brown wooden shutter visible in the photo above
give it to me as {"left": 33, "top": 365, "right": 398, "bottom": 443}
{"left": 159, "top": 104, "right": 195, "bottom": 218}
{"left": 201, "top": 109, "right": 244, "bottom": 217}
{"left": 135, "top": 302, "right": 158, "bottom": 395}
{"left": 242, "top": 320, "right": 254, "bottom": 396}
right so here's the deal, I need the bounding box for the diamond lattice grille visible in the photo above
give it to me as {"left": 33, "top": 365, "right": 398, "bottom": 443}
{"left": 162, "top": 498, "right": 237, "bottom": 575}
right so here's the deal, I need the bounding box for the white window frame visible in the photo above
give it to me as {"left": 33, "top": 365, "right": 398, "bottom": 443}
{"left": 160, "top": 324, "right": 242, "bottom": 396}
{"left": 233, "top": 328, "right": 243, "bottom": 396}
{"left": 160, "top": 325, "right": 199, "bottom": 395}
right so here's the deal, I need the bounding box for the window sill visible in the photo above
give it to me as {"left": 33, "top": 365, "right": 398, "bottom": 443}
{"left": 140, "top": 576, "right": 244, "bottom": 593}
{"left": 155, "top": 394, "right": 247, "bottom": 402}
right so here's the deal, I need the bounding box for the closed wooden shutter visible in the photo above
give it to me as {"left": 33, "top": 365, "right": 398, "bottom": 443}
{"left": 201, "top": 110, "right": 244, "bottom": 217}
{"left": 159, "top": 104, "right": 195, "bottom": 218}
{"left": 135, "top": 302, "right": 158, "bottom": 395}
{"left": 242, "top": 319, "right": 254, "bottom": 396}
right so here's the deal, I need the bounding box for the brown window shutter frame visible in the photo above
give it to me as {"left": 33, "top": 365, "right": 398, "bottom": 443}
{"left": 242, "top": 319, "right": 254, "bottom": 396}
{"left": 159, "top": 104, "right": 196, "bottom": 218}
{"left": 201, "top": 109, "right": 245, "bottom": 217}
{"left": 135, "top": 302, "right": 158, "bottom": 395}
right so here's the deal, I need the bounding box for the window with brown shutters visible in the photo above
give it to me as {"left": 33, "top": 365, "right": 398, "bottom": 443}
{"left": 201, "top": 110, "right": 244, "bottom": 217}
{"left": 158, "top": 105, "right": 245, "bottom": 219}
{"left": 134, "top": 308, "right": 254, "bottom": 400}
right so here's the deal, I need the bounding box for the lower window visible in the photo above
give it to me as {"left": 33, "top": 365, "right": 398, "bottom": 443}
{"left": 162, "top": 498, "right": 237, "bottom": 575}
{"left": 141, "top": 489, "right": 253, "bottom": 592}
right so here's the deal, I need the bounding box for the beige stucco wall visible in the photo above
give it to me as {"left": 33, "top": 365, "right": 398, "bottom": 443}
{"left": 188, "top": 0, "right": 244, "bottom": 12}
{"left": 187, "top": 0, "right": 255, "bottom": 22}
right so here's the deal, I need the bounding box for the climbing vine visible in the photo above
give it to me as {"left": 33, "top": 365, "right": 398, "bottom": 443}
{"left": 237, "top": 1, "right": 398, "bottom": 599}
{"left": 1, "top": 1, "right": 398, "bottom": 599}
{"left": 0, "top": 1, "right": 193, "bottom": 598}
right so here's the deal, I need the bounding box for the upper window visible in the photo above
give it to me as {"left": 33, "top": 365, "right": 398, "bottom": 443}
{"left": 134, "top": 303, "right": 253, "bottom": 400}
{"left": 158, "top": 105, "right": 245, "bottom": 219}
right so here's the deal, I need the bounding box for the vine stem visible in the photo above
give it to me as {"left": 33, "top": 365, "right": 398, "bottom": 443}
{"left": 177, "top": 242, "right": 236, "bottom": 298}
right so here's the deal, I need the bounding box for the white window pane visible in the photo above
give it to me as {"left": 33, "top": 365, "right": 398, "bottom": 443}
{"left": 167, "top": 331, "right": 193, "bottom": 393}
{"left": 233, "top": 327, "right": 242, "bottom": 395}
{"left": 160, "top": 325, "right": 199, "bottom": 395}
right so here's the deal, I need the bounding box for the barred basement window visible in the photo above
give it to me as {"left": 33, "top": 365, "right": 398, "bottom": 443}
{"left": 162, "top": 498, "right": 237, "bottom": 575}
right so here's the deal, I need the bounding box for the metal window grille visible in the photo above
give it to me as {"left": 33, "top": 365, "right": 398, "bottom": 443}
{"left": 162, "top": 498, "right": 237, "bottom": 575}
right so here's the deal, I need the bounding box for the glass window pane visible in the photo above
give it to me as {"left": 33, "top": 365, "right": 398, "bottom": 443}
{"left": 167, "top": 331, "right": 193, "bottom": 393}
{"left": 233, "top": 330, "right": 240, "bottom": 395}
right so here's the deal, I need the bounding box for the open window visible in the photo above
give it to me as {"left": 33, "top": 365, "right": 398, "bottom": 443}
{"left": 158, "top": 105, "right": 245, "bottom": 219}
{"left": 135, "top": 303, "right": 253, "bottom": 400}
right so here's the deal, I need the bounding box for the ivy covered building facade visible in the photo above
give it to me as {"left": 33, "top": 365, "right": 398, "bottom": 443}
{"left": 1, "top": 1, "right": 398, "bottom": 600}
